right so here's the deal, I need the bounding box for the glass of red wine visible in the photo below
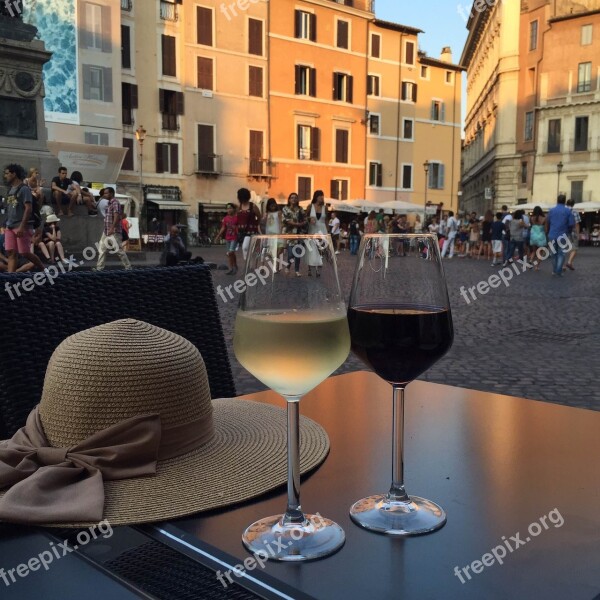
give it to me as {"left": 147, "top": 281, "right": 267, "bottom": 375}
{"left": 347, "top": 233, "right": 454, "bottom": 536}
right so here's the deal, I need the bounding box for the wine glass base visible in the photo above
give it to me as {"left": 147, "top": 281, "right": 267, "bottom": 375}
{"left": 350, "top": 495, "right": 446, "bottom": 536}
{"left": 242, "top": 514, "right": 345, "bottom": 562}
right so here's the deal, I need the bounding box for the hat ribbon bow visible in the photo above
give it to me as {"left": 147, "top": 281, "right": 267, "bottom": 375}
{"left": 0, "top": 407, "right": 161, "bottom": 524}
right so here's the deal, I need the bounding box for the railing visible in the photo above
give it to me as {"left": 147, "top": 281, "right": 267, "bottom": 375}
{"left": 197, "top": 154, "right": 222, "bottom": 175}
{"left": 160, "top": 1, "right": 178, "bottom": 21}
{"left": 121, "top": 0, "right": 132, "bottom": 11}
{"left": 161, "top": 113, "right": 178, "bottom": 131}
{"left": 247, "top": 158, "right": 276, "bottom": 179}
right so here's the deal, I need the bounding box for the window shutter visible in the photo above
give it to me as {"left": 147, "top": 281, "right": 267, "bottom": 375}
{"left": 401, "top": 82, "right": 406, "bottom": 101}
{"left": 347, "top": 75, "right": 353, "bottom": 103}
{"left": 197, "top": 57, "right": 213, "bottom": 90}
{"left": 156, "top": 143, "right": 164, "bottom": 173}
{"left": 338, "top": 21, "right": 348, "bottom": 49}
{"left": 122, "top": 138, "right": 134, "bottom": 171}
{"left": 249, "top": 66, "right": 262, "bottom": 97}
{"left": 430, "top": 101, "right": 435, "bottom": 120}
{"left": 371, "top": 34, "right": 380, "bottom": 58}
{"left": 367, "top": 75, "right": 372, "bottom": 96}
{"left": 428, "top": 166, "right": 434, "bottom": 189}
{"left": 335, "top": 130, "right": 342, "bottom": 163}
{"left": 197, "top": 124, "right": 215, "bottom": 159}
{"left": 162, "top": 35, "right": 176, "bottom": 77}
{"left": 131, "top": 84, "right": 138, "bottom": 109}
{"left": 121, "top": 25, "right": 131, "bottom": 69}
{"left": 176, "top": 92, "right": 185, "bottom": 115}
{"left": 310, "top": 13, "right": 317, "bottom": 42}
{"left": 405, "top": 41, "right": 414, "bottom": 65}
{"left": 439, "top": 164, "right": 445, "bottom": 189}
{"left": 103, "top": 67, "right": 113, "bottom": 102}
{"left": 197, "top": 7, "right": 213, "bottom": 46}
{"left": 297, "top": 125, "right": 303, "bottom": 159}
{"left": 294, "top": 10, "right": 301, "bottom": 38}
{"left": 122, "top": 83, "right": 130, "bottom": 109}
{"left": 341, "top": 180, "right": 348, "bottom": 200}
{"left": 376, "top": 165, "right": 382, "bottom": 187}
{"left": 330, "top": 180, "right": 338, "bottom": 200}
{"left": 159, "top": 89, "right": 166, "bottom": 113}
{"left": 412, "top": 84, "right": 418, "bottom": 103}
{"left": 83, "top": 65, "right": 91, "bottom": 100}
{"left": 170, "top": 144, "right": 179, "bottom": 174}
{"left": 310, "top": 67, "right": 317, "bottom": 97}
{"left": 295, "top": 66, "right": 301, "bottom": 94}
{"left": 311, "top": 127, "right": 320, "bottom": 161}
{"left": 249, "top": 18, "right": 262, "bottom": 55}
{"left": 333, "top": 72, "right": 338, "bottom": 100}
{"left": 441, "top": 102, "right": 446, "bottom": 122}
{"left": 101, "top": 6, "right": 112, "bottom": 52}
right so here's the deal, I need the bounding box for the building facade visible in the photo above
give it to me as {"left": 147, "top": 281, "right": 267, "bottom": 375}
{"left": 461, "top": 0, "right": 600, "bottom": 213}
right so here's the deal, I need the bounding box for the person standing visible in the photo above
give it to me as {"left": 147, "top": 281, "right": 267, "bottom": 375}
{"left": 480, "top": 210, "right": 493, "bottom": 261}
{"left": 506, "top": 209, "right": 525, "bottom": 264}
{"left": 3, "top": 163, "right": 45, "bottom": 272}
{"left": 236, "top": 188, "right": 261, "bottom": 261}
{"left": 545, "top": 194, "right": 574, "bottom": 277}
{"left": 282, "top": 192, "right": 307, "bottom": 276}
{"left": 565, "top": 199, "right": 581, "bottom": 271}
{"left": 214, "top": 203, "right": 238, "bottom": 275}
{"left": 307, "top": 190, "right": 327, "bottom": 276}
{"left": 490, "top": 212, "right": 505, "bottom": 266}
{"left": 441, "top": 211, "right": 459, "bottom": 258}
{"left": 348, "top": 217, "right": 361, "bottom": 255}
{"left": 528, "top": 206, "right": 547, "bottom": 271}
{"left": 95, "top": 187, "right": 132, "bottom": 271}
{"left": 329, "top": 211, "right": 341, "bottom": 254}
{"left": 501, "top": 205, "right": 513, "bottom": 263}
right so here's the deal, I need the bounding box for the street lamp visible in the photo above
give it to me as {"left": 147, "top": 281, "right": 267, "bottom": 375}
{"left": 556, "top": 161, "right": 563, "bottom": 198}
{"left": 135, "top": 125, "right": 147, "bottom": 220}
{"left": 423, "top": 160, "right": 430, "bottom": 224}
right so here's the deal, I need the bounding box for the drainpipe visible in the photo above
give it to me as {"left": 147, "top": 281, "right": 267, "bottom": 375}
{"left": 394, "top": 32, "right": 404, "bottom": 200}
{"left": 451, "top": 67, "right": 458, "bottom": 213}
{"left": 267, "top": 0, "right": 272, "bottom": 195}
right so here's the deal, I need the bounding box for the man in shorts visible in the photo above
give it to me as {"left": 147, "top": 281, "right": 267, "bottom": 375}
{"left": 51, "top": 166, "right": 75, "bottom": 217}
{"left": 3, "top": 163, "right": 45, "bottom": 272}
{"left": 490, "top": 212, "right": 505, "bottom": 266}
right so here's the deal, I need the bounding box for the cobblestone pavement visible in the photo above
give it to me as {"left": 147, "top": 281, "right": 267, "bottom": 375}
{"left": 196, "top": 245, "right": 600, "bottom": 411}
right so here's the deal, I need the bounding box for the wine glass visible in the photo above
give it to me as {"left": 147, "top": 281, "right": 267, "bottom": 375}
{"left": 233, "top": 234, "right": 350, "bottom": 560}
{"left": 347, "top": 233, "right": 454, "bottom": 536}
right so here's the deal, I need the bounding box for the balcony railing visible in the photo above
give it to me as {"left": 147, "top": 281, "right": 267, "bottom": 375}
{"left": 196, "top": 154, "right": 222, "bottom": 176}
{"left": 247, "top": 158, "right": 276, "bottom": 179}
{"left": 569, "top": 137, "right": 592, "bottom": 153}
{"left": 160, "top": 1, "right": 178, "bottom": 21}
{"left": 121, "top": 0, "right": 132, "bottom": 10}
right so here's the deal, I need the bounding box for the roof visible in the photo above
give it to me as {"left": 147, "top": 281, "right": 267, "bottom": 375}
{"left": 373, "top": 19, "right": 423, "bottom": 35}
{"left": 419, "top": 55, "right": 465, "bottom": 72}
{"left": 459, "top": 4, "right": 494, "bottom": 68}
{"left": 549, "top": 8, "right": 600, "bottom": 24}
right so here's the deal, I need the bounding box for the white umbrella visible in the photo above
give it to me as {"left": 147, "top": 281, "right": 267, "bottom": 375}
{"left": 379, "top": 200, "right": 423, "bottom": 213}
{"left": 508, "top": 201, "right": 554, "bottom": 211}
{"left": 572, "top": 201, "right": 600, "bottom": 212}
{"left": 346, "top": 199, "right": 393, "bottom": 214}
{"left": 327, "top": 199, "right": 361, "bottom": 214}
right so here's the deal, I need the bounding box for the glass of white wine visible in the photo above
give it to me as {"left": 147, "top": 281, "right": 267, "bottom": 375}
{"left": 234, "top": 234, "right": 350, "bottom": 561}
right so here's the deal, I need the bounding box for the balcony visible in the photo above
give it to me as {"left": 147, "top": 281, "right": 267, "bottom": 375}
{"left": 247, "top": 158, "right": 277, "bottom": 180}
{"left": 121, "top": 0, "right": 132, "bottom": 10}
{"left": 196, "top": 154, "right": 222, "bottom": 177}
{"left": 160, "top": 1, "right": 178, "bottom": 22}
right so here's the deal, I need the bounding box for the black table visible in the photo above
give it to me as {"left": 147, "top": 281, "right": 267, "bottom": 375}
{"left": 149, "top": 372, "right": 600, "bottom": 600}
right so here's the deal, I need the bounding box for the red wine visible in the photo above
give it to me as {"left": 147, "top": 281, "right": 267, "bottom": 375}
{"left": 348, "top": 306, "right": 453, "bottom": 385}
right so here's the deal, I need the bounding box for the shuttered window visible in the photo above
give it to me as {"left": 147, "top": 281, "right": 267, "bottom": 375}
{"left": 197, "top": 6, "right": 213, "bottom": 46}
{"left": 405, "top": 41, "right": 415, "bottom": 65}
{"left": 330, "top": 180, "right": 349, "bottom": 200}
{"left": 121, "top": 25, "right": 131, "bottom": 69}
{"left": 82, "top": 65, "right": 113, "bottom": 102}
{"left": 249, "top": 130, "right": 263, "bottom": 174}
{"left": 161, "top": 35, "right": 177, "bottom": 77}
{"left": 337, "top": 20, "right": 349, "bottom": 49}
{"left": 248, "top": 18, "right": 263, "bottom": 55}
{"left": 335, "top": 129, "right": 349, "bottom": 163}
{"left": 122, "top": 138, "right": 134, "bottom": 171}
{"left": 197, "top": 57, "right": 213, "bottom": 90}
{"left": 249, "top": 66, "right": 263, "bottom": 97}
{"left": 294, "top": 10, "right": 316, "bottom": 41}
{"left": 197, "top": 124, "right": 215, "bottom": 172}
{"left": 156, "top": 143, "right": 179, "bottom": 174}
{"left": 298, "top": 177, "right": 312, "bottom": 201}
{"left": 370, "top": 33, "right": 380, "bottom": 58}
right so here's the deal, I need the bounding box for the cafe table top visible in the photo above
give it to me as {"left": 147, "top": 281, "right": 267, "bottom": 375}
{"left": 152, "top": 371, "right": 600, "bottom": 600}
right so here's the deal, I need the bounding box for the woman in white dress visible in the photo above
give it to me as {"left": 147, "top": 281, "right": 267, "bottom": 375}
{"left": 262, "top": 198, "right": 284, "bottom": 269}
{"left": 306, "top": 190, "right": 327, "bottom": 277}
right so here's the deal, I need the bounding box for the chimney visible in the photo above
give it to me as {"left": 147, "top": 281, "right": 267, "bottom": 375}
{"left": 440, "top": 46, "right": 452, "bottom": 63}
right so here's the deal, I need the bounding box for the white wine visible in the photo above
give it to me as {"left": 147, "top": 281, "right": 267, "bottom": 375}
{"left": 234, "top": 308, "right": 350, "bottom": 397}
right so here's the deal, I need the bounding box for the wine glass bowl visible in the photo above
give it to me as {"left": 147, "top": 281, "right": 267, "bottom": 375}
{"left": 347, "top": 234, "right": 454, "bottom": 536}
{"left": 233, "top": 234, "right": 350, "bottom": 560}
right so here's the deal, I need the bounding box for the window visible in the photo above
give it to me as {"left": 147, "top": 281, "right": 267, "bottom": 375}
{"left": 420, "top": 65, "right": 429, "bottom": 79}
{"left": 121, "top": 25, "right": 131, "bottom": 69}
{"left": 402, "top": 165, "right": 413, "bottom": 189}
{"left": 84, "top": 132, "right": 109, "bottom": 145}
{"left": 428, "top": 162, "right": 445, "bottom": 189}
{"left": 369, "top": 114, "right": 380, "bottom": 135}
{"left": 297, "top": 125, "right": 320, "bottom": 160}
{"left": 370, "top": 33, "right": 381, "bottom": 58}
{"left": 294, "top": 65, "right": 316, "bottom": 97}
{"left": 161, "top": 35, "right": 176, "bottom": 77}
{"left": 249, "top": 130, "right": 264, "bottom": 175}
{"left": 524, "top": 111, "right": 534, "bottom": 141}
{"left": 401, "top": 81, "right": 417, "bottom": 102}
{"left": 574, "top": 116, "right": 588, "bottom": 151}
{"left": 335, "top": 129, "right": 349, "bottom": 163}
{"left": 368, "top": 162, "right": 382, "bottom": 187}
{"left": 159, "top": 89, "right": 184, "bottom": 130}
{"left": 521, "top": 161, "right": 528, "bottom": 185}
{"left": 248, "top": 18, "right": 263, "bottom": 55}
{"left": 570, "top": 181, "right": 583, "bottom": 203}
{"left": 82, "top": 3, "right": 111, "bottom": 51}
{"left": 122, "top": 138, "right": 134, "bottom": 171}
{"left": 403, "top": 119, "right": 413, "bottom": 139}
{"left": 294, "top": 10, "right": 316, "bottom": 42}
{"left": 197, "top": 57, "right": 213, "bottom": 90}
{"left": 581, "top": 24, "right": 592, "bottom": 46}
{"left": 82, "top": 65, "right": 112, "bottom": 102}
{"left": 197, "top": 124, "right": 216, "bottom": 172}
{"left": 155, "top": 142, "right": 179, "bottom": 174}
{"left": 330, "top": 179, "right": 349, "bottom": 200}
{"left": 333, "top": 72, "right": 353, "bottom": 102}
{"left": 445, "top": 71, "right": 453, "bottom": 84}
{"left": 367, "top": 75, "right": 380, "bottom": 96}
{"left": 547, "top": 119, "right": 561, "bottom": 153}
{"left": 431, "top": 100, "right": 445, "bottom": 122}
{"left": 577, "top": 62, "right": 592, "bottom": 93}
{"left": 249, "top": 66, "right": 263, "bottom": 97}
{"left": 529, "top": 20, "right": 538, "bottom": 50}
{"left": 405, "top": 41, "right": 415, "bottom": 65}
{"left": 121, "top": 82, "right": 138, "bottom": 125}
{"left": 337, "top": 20, "right": 349, "bottom": 49}
{"left": 298, "top": 176, "right": 312, "bottom": 201}
{"left": 197, "top": 6, "right": 213, "bottom": 46}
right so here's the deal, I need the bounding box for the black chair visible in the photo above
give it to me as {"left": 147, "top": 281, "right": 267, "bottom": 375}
{"left": 0, "top": 265, "right": 236, "bottom": 438}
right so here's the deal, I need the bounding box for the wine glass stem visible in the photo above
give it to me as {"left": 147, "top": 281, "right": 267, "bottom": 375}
{"left": 389, "top": 385, "right": 410, "bottom": 502}
{"left": 283, "top": 395, "right": 304, "bottom": 524}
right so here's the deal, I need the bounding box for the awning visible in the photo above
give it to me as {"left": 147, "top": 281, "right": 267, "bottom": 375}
{"left": 147, "top": 199, "right": 191, "bottom": 211}
{"left": 47, "top": 142, "right": 127, "bottom": 183}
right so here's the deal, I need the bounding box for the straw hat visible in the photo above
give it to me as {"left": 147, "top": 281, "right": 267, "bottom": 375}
{"left": 0, "top": 320, "right": 330, "bottom": 527}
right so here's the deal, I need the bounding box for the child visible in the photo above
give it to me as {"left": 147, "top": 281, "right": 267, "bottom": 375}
{"left": 214, "top": 203, "right": 238, "bottom": 275}
{"left": 490, "top": 212, "right": 505, "bottom": 266}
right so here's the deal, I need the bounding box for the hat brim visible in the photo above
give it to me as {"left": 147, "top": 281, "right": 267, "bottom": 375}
{"left": 34, "top": 398, "right": 330, "bottom": 527}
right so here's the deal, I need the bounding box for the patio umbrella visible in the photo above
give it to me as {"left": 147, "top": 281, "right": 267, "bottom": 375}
{"left": 572, "top": 201, "right": 600, "bottom": 212}
{"left": 379, "top": 200, "right": 423, "bottom": 213}
{"left": 508, "top": 201, "right": 554, "bottom": 211}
